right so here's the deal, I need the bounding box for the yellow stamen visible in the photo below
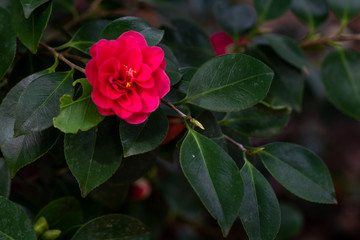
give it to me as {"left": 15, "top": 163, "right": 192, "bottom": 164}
{"left": 126, "top": 82, "right": 132, "bottom": 88}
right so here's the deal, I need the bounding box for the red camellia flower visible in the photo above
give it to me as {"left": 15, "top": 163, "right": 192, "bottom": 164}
{"left": 210, "top": 31, "right": 249, "bottom": 56}
{"left": 85, "top": 31, "right": 170, "bottom": 124}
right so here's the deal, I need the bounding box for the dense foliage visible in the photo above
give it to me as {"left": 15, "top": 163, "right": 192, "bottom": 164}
{"left": 0, "top": 0, "right": 359, "bottom": 239}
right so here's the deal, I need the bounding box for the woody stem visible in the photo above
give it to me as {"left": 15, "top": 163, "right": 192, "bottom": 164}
{"left": 40, "top": 42, "right": 86, "bottom": 74}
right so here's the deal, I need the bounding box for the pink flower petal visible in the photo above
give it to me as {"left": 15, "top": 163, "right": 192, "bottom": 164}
{"left": 118, "top": 47, "right": 143, "bottom": 72}
{"left": 95, "top": 40, "right": 121, "bottom": 65}
{"left": 119, "top": 30, "right": 147, "bottom": 48}
{"left": 97, "top": 106, "right": 115, "bottom": 116}
{"left": 142, "top": 46, "right": 164, "bottom": 71}
{"left": 85, "top": 59, "right": 98, "bottom": 85}
{"left": 210, "top": 32, "right": 234, "bottom": 56}
{"left": 92, "top": 87, "right": 110, "bottom": 109}
{"left": 153, "top": 69, "right": 170, "bottom": 98}
{"left": 124, "top": 112, "right": 149, "bottom": 124}
{"left": 138, "top": 88, "right": 159, "bottom": 113}
{"left": 117, "top": 34, "right": 141, "bottom": 53}
{"left": 134, "top": 64, "right": 154, "bottom": 88}
{"left": 108, "top": 100, "right": 133, "bottom": 119}
{"left": 118, "top": 89, "right": 142, "bottom": 112}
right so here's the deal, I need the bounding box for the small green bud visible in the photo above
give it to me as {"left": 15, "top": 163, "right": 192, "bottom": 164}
{"left": 190, "top": 118, "right": 205, "bottom": 130}
{"left": 33, "top": 216, "right": 49, "bottom": 237}
{"left": 41, "top": 229, "right": 62, "bottom": 240}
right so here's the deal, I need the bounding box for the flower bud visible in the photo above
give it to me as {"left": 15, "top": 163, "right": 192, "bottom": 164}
{"left": 33, "top": 216, "right": 49, "bottom": 237}
{"left": 41, "top": 229, "right": 61, "bottom": 240}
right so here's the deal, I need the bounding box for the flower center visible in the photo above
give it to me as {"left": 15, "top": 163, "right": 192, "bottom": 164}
{"left": 111, "top": 64, "right": 137, "bottom": 90}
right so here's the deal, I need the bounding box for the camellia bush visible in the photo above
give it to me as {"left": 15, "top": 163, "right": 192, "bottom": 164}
{"left": 0, "top": 0, "right": 359, "bottom": 239}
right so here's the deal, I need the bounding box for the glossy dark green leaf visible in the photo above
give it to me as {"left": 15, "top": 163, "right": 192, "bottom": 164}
{"left": 14, "top": 71, "right": 74, "bottom": 136}
{"left": 119, "top": 108, "right": 168, "bottom": 157}
{"left": 264, "top": 34, "right": 307, "bottom": 69}
{"left": 162, "top": 19, "right": 214, "bottom": 67}
{"left": 160, "top": 44, "right": 182, "bottom": 86}
{"left": 0, "top": 7, "right": 16, "bottom": 80}
{"left": 249, "top": 44, "right": 304, "bottom": 111}
{"left": 53, "top": 78, "right": 105, "bottom": 133}
{"left": 0, "top": 196, "right": 37, "bottom": 240}
{"left": 35, "top": 197, "right": 83, "bottom": 233}
{"left": 254, "top": 0, "right": 292, "bottom": 21}
{"left": 10, "top": 0, "right": 52, "bottom": 54}
{"left": 58, "top": 20, "right": 110, "bottom": 55}
{"left": 277, "top": 203, "right": 304, "bottom": 240}
{"left": 259, "top": 142, "right": 336, "bottom": 203}
{"left": 0, "top": 158, "right": 10, "bottom": 198}
{"left": 239, "top": 160, "right": 281, "bottom": 240}
{"left": 213, "top": 2, "right": 256, "bottom": 37}
{"left": 291, "top": 0, "right": 329, "bottom": 30}
{"left": 321, "top": 49, "right": 360, "bottom": 120}
{"left": 71, "top": 214, "right": 150, "bottom": 240}
{"left": 327, "top": 0, "right": 360, "bottom": 21}
{"left": 185, "top": 53, "right": 273, "bottom": 112}
{"left": 20, "top": 0, "right": 49, "bottom": 18}
{"left": 109, "top": 152, "right": 156, "bottom": 184}
{"left": 0, "top": 70, "right": 59, "bottom": 177}
{"left": 180, "top": 129, "right": 243, "bottom": 236}
{"left": 220, "top": 104, "right": 290, "bottom": 137}
{"left": 100, "top": 16, "right": 164, "bottom": 46}
{"left": 196, "top": 111, "right": 227, "bottom": 150}
{"left": 64, "top": 117, "right": 123, "bottom": 197}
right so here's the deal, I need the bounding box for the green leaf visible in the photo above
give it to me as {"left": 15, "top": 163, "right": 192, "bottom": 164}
{"left": 0, "top": 71, "right": 59, "bottom": 177}
{"left": 321, "top": 49, "right": 360, "bottom": 120}
{"left": 220, "top": 104, "right": 291, "bottom": 137}
{"left": 249, "top": 44, "right": 304, "bottom": 111}
{"left": 264, "top": 34, "right": 307, "bottom": 69}
{"left": 254, "top": 0, "right": 292, "bottom": 21}
{"left": 185, "top": 53, "right": 273, "bottom": 112}
{"left": 58, "top": 20, "right": 110, "bottom": 55}
{"left": 276, "top": 203, "right": 304, "bottom": 240}
{"left": 35, "top": 197, "right": 83, "bottom": 233}
{"left": 213, "top": 2, "right": 256, "bottom": 37}
{"left": 64, "top": 117, "right": 123, "bottom": 197}
{"left": 0, "top": 158, "right": 10, "bottom": 198}
{"left": 119, "top": 108, "right": 168, "bottom": 157}
{"left": 196, "top": 111, "right": 227, "bottom": 150}
{"left": 0, "top": 196, "right": 37, "bottom": 240}
{"left": 20, "top": 0, "right": 49, "bottom": 18}
{"left": 291, "top": 0, "right": 329, "bottom": 30}
{"left": 0, "top": 7, "right": 16, "bottom": 80}
{"left": 53, "top": 78, "right": 105, "bottom": 134}
{"left": 14, "top": 71, "right": 74, "bottom": 136}
{"left": 10, "top": 0, "right": 52, "bottom": 54}
{"left": 258, "top": 142, "right": 336, "bottom": 203}
{"left": 162, "top": 19, "right": 214, "bottom": 67}
{"left": 100, "top": 16, "right": 164, "bottom": 46}
{"left": 180, "top": 129, "right": 243, "bottom": 236}
{"left": 71, "top": 214, "right": 150, "bottom": 240}
{"left": 327, "top": 0, "right": 360, "bottom": 21}
{"left": 239, "top": 160, "right": 281, "bottom": 240}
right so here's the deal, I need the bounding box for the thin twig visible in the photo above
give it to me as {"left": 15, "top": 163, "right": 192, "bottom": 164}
{"left": 40, "top": 42, "right": 86, "bottom": 74}
{"left": 223, "top": 134, "right": 247, "bottom": 152}
{"left": 62, "top": 52, "right": 90, "bottom": 63}
{"left": 299, "top": 34, "right": 360, "bottom": 47}
{"left": 161, "top": 99, "right": 187, "bottom": 118}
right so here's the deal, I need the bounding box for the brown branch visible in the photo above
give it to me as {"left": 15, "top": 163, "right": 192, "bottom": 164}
{"left": 223, "top": 134, "right": 247, "bottom": 152}
{"left": 40, "top": 42, "right": 86, "bottom": 74}
{"left": 299, "top": 34, "right": 360, "bottom": 47}
{"left": 161, "top": 99, "right": 187, "bottom": 118}
{"left": 62, "top": 52, "right": 90, "bottom": 63}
